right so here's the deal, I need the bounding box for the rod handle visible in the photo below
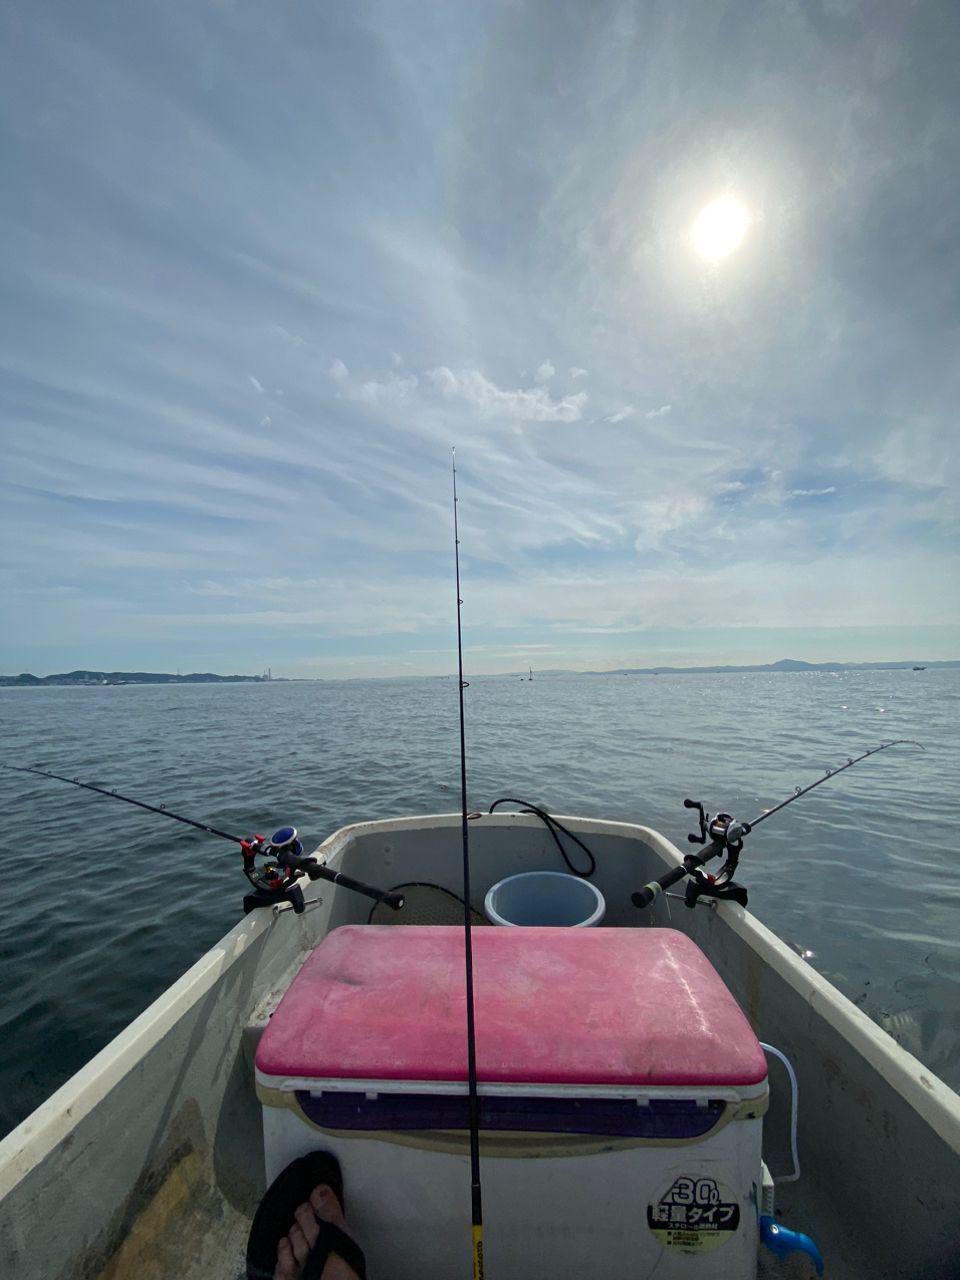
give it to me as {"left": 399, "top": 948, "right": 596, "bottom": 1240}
{"left": 632, "top": 833, "right": 731, "bottom": 908}
{"left": 631, "top": 862, "right": 690, "bottom": 909}
{"left": 291, "top": 858, "right": 406, "bottom": 910}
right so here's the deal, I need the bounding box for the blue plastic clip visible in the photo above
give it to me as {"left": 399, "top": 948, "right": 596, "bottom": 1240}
{"left": 760, "top": 1215, "right": 824, "bottom": 1275}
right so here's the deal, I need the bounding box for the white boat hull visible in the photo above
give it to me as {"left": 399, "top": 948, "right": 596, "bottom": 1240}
{"left": 0, "top": 813, "right": 957, "bottom": 1279}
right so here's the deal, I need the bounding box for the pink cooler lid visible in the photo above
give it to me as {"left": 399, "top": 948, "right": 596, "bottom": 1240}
{"left": 255, "top": 925, "right": 767, "bottom": 1088}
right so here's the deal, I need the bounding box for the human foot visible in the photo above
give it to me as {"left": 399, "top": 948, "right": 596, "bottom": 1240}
{"left": 273, "top": 1183, "right": 363, "bottom": 1279}
{"left": 246, "top": 1153, "right": 366, "bottom": 1280}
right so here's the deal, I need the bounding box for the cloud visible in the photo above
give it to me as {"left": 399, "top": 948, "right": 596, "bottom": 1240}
{"left": 248, "top": 375, "right": 265, "bottom": 393}
{"left": 356, "top": 373, "right": 419, "bottom": 405}
{"left": 789, "top": 486, "right": 836, "bottom": 497}
{"left": 268, "top": 324, "right": 305, "bottom": 348}
{"left": 534, "top": 359, "right": 556, "bottom": 383}
{"left": 327, "top": 358, "right": 419, "bottom": 405}
{"left": 426, "top": 367, "right": 587, "bottom": 423}
{"left": 570, "top": 367, "right": 588, "bottom": 380}
{"left": 633, "top": 493, "right": 710, "bottom": 550}
{"left": 604, "top": 407, "right": 633, "bottom": 423}
{"left": 874, "top": 423, "right": 957, "bottom": 490}
{"left": 645, "top": 404, "right": 672, "bottom": 420}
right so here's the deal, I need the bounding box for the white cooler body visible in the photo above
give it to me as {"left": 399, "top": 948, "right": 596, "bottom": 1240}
{"left": 260, "top": 1081, "right": 765, "bottom": 1279}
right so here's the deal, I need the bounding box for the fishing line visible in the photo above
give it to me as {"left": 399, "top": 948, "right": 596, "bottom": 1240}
{"left": 452, "top": 448, "right": 484, "bottom": 1280}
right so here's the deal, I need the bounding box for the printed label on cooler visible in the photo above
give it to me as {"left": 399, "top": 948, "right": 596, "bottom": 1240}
{"left": 646, "top": 1174, "right": 741, "bottom": 1253}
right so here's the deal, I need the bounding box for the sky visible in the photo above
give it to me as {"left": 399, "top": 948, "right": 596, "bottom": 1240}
{"left": 1, "top": 0, "right": 958, "bottom": 679}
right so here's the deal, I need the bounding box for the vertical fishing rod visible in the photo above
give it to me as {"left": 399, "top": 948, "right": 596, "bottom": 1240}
{"left": 452, "top": 448, "right": 484, "bottom": 1279}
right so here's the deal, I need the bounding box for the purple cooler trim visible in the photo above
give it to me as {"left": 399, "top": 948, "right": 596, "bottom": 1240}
{"left": 295, "top": 1091, "right": 729, "bottom": 1139}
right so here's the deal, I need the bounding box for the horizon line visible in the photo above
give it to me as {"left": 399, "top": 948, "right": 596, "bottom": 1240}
{"left": 3, "top": 656, "right": 958, "bottom": 684}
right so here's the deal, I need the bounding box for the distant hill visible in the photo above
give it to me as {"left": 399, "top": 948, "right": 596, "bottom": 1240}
{"left": 586, "top": 658, "right": 959, "bottom": 676}
{"left": 0, "top": 670, "right": 272, "bottom": 687}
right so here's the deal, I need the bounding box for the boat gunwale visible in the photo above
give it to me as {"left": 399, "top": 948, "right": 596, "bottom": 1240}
{"left": 0, "top": 900, "right": 281, "bottom": 1200}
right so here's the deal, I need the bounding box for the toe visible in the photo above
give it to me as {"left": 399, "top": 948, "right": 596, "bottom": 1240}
{"left": 294, "top": 1200, "right": 320, "bottom": 1249}
{"left": 274, "top": 1237, "right": 299, "bottom": 1280}
{"left": 287, "top": 1222, "right": 310, "bottom": 1268}
{"left": 310, "top": 1184, "right": 347, "bottom": 1230}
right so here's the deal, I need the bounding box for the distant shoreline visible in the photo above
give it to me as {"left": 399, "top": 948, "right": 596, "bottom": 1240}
{"left": 1, "top": 658, "right": 957, "bottom": 687}
{"left": 581, "top": 658, "right": 959, "bottom": 676}
{"left": 0, "top": 670, "right": 278, "bottom": 688}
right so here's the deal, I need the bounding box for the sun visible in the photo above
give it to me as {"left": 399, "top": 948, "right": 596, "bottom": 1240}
{"left": 692, "top": 196, "right": 750, "bottom": 262}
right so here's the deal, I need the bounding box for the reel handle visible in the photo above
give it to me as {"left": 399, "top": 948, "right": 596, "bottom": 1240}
{"left": 684, "top": 798, "right": 708, "bottom": 844}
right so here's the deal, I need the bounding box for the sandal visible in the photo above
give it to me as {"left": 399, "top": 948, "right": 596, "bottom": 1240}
{"left": 246, "top": 1152, "right": 368, "bottom": 1280}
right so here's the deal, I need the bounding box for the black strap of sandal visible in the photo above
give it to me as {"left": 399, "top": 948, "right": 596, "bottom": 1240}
{"left": 302, "top": 1217, "right": 368, "bottom": 1280}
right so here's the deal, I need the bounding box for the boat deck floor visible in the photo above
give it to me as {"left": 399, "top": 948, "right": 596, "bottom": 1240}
{"left": 115, "top": 1186, "right": 836, "bottom": 1280}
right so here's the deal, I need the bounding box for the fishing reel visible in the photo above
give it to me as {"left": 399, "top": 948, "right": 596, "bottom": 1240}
{"left": 240, "top": 825, "right": 312, "bottom": 914}
{"left": 684, "top": 801, "right": 750, "bottom": 854}
{"left": 680, "top": 801, "right": 749, "bottom": 908}
{"left": 239, "top": 825, "right": 407, "bottom": 916}
{"left": 631, "top": 801, "right": 750, "bottom": 911}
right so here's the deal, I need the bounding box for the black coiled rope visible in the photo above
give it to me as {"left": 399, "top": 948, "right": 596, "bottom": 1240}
{"left": 487, "top": 798, "right": 597, "bottom": 878}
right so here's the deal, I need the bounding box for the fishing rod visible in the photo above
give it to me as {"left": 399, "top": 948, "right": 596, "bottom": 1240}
{"left": 0, "top": 762, "right": 405, "bottom": 916}
{"left": 452, "top": 448, "right": 484, "bottom": 1280}
{"left": 743, "top": 739, "right": 923, "bottom": 832}
{"left": 632, "top": 739, "right": 923, "bottom": 911}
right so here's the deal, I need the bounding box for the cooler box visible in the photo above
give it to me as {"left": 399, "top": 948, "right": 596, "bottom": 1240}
{"left": 256, "top": 925, "right": 768, "bottom": 1279}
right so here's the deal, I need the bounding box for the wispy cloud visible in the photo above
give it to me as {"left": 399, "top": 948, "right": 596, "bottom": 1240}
{"left": 425, "top": 367, "right": 587, "bottom": 423}
{"left": 327, "top": 357, "right": 587, "bottom": 423}
{"left": 354, "top": 372, "right": 420, "bottom": 406}
{"left": 268, "top": 324, "right": 306, "bottom": 348}
{"left": 874, "top": 423, "right": 958, "bottom": 491}
{"left": 632, "top": 494, "right": 710, "bottom": 550}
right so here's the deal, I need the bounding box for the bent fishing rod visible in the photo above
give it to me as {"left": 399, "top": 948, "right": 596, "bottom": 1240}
{"left": 0, "top": 762, "right": 405, "bottom": 916}
{"left": 631, "top": 739, "right": 924, "bottom": 911}
{"left": 452, "top": 448, "right": 485, "bottom": 1280}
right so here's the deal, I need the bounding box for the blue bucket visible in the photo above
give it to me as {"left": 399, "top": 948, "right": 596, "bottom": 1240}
{"left": 484, "top": 871, "right": 606, "bottom": 927}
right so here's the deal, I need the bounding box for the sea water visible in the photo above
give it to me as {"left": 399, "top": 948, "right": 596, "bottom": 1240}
{"left": 0, "top": 668, "right": 957, "bottom": 1137}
